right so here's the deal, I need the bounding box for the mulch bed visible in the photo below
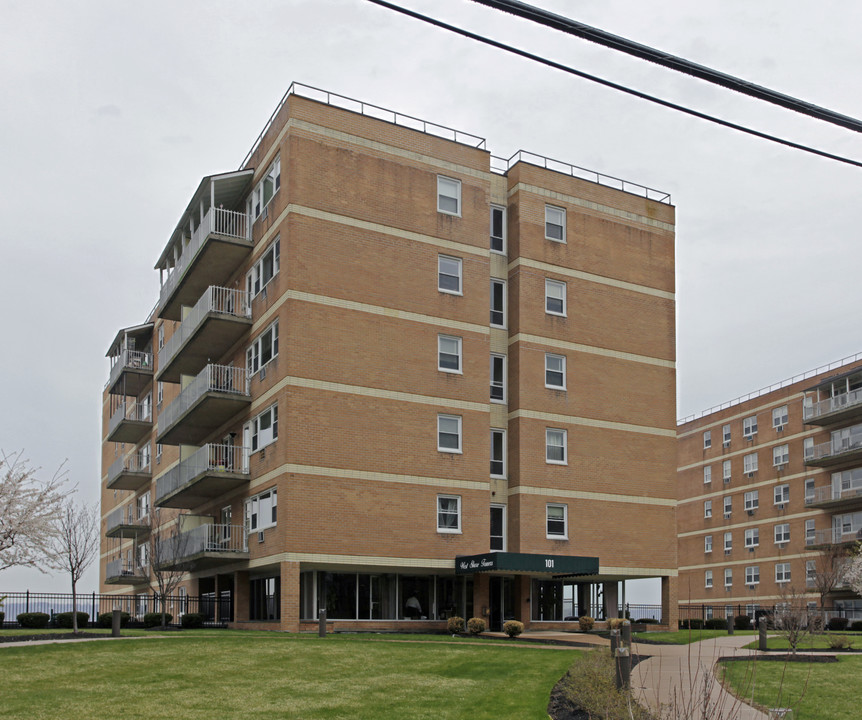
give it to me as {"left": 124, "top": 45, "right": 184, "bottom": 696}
{"left": 0, "top": 632, "right": 107, "bottom": 643}
{"left": 547, "top": 654, "right": 645, "bottom": 720}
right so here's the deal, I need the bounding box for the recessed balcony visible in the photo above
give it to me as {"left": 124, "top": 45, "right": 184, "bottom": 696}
{"left": 155, "top": 444, "right": 250, "bottom": 509}
{"left": 155, "top": 523, "right": 248, "bottom": 570}
{"left": 156, "top": 364, "right": 250, "bottom": 446}
{"left": 106, "top": 452, "right": 152, "bottom": 491}
{"left": 806, "top": 438, "right": 862, "bottom": 468}
{"left": 805, "top": 485, "right": 862, "bottom": 511}
{"left": 157, "top": 287, "right": 252, "bottom": 383}
{"left": 106, "top": 349, "right": 154, "bottom": 397}
{"left": 107, "top": 400, "right": 153, "bottom": 444}
{"left": 104, "top": 559, "right": 148, "bottom": 585}
{"left": 106, "top": 506, "right": 150, "bottom": 538}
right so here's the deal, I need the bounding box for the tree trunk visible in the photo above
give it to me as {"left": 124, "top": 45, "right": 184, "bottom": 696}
{"left": 71, "top": 583, "right": 78, "bottom": 634}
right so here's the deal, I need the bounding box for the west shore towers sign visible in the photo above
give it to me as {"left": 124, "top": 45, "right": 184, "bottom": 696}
{"left": 455, "top": 552, "right": 599, "bottom": 577}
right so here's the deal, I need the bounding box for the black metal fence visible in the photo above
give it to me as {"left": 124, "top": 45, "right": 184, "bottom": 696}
{"left": 679, "top": 603, "right": 861, "bottom": 624}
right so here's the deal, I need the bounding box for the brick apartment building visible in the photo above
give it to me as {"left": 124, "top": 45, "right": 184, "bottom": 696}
{"left": 677, "top": 353, "right": 862, "bottom": 621}
{"left": 100, "top": 83, "right": 678, "bottom": 631}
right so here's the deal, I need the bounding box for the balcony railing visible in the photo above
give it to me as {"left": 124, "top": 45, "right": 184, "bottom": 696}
{"left": 807, "top": 527, "right": 862, "bottom": 546}
{"left": 157, "top": 524, "right": 248, "bottom": 567}
{"left": 108, "top": 399, "right": 153, "bottom": 443}
{"left": 156, "top": 364, "right": 248, "bottom": 438}
{"left": 107, "top": 349, "right": 153, "bottom": 393}
{"left": 158, "top": 286, "right": 251, "bottom": 377}
{"left": 106, "top": 506, "right": 148, "bottom": 535}
{"left": 158, "top": 207, "right": 250, "bottom": 311}
{"left": 105, "top": 559, "right": 147, "bottom": 580}
{"left": 806, "top": 485, "right": 862, "bottom": 506}
{"left": 804, "top": 389, "right": 862, "bottom": 422}
{"left": 155, "top": 444, "right": 249, "bottom": 505}
{"left": 106, "top": 452, "right": 152, "bottom": 491}
{"left": 808, "top": 437, "right": 862, "bottom": 464}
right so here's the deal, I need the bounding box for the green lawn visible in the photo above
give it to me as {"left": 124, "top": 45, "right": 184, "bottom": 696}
{"left": 742, "top": 632, "right": 862, "bottom": 651}
{"left": 721, "top": 656, "right": 862, "bottom": 720}
{"left": 632, "top": 629, "right": 758, "bottom": 645}
{"left": 0, "top": 632, "right": 578, "bottom": 719}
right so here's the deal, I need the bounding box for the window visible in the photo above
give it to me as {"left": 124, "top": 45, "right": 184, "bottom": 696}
{"left": 490, "top": 429, "right": 506, "bottom": 477}
{"left": 438, "top": 255, "right": 462, "bottom": 295}
{"left": 744, "top": 528, "right": 759, "bottom": 548}
{"left": 704, "top": 500, "right": 712, "bottom": 518}
{"left": 705, "top": 570, "right": 713, "bottom": 588}
{"left": 546, "top": 504, "right": 568, "bottom": 538}
{"left": 437, "top": 176, "right": 461, "bottom": 216}
{"left": 743, "top": 415, "right": 758, "bottom": 438}
{"left": 772, "top": 405, "right": 789, "bottom": 428}
{"left": 437, "top": 495, "right": 462, "bottom": 533}
{"left": 703, "top": 431, "right": 712, "bottom": 449}
{"left": 774, "top": 523, "right": 790, "bottom": 544}
{"left": 724, "top": 532, "right": 732, "bottom": 552}
{"left": 774, "top": 484, "right": 789, "bottom": 505}
{"left": 805, "top": 478, "right": 815, "bottom": 502}
{"left": 773, "top": 444, "right": 789, "bottom": 467}
{"left": 545, "top": 279, "right": 566, "bottom": 316}
{"left": 157, "top": 325, "right": 164, "bottom": 350}
{"left": 745, "top": 566, "right": 760, "bottom": 585}
{"left": 438, "top": 335, "right": 462, "bottom": 373}
{"left": 723, "top": 496, "right": 732, "bottom": 517}
{"left": 545, "top": 353, "right": 566, "bottom": 390}
{"left": 722, "top": 459, "right": 731, "bottom": 482}
{"left": 248, "top": 156, "right": 281, "bottom": 220}
{"left": 490, "top": 504, "right": 506, "bottom": 551}
{"left": 136, "top": 492, "right": 150, "bottom": 520}
{"left": 250, "top": 576, "right": 280, "bottom": 620}
{"left": 490, "top": 279, "right": 506, "bottom": 327}
{"left": 724, "top": 568, "right": 733, "bottom": 587}
{"left": 156, "top": 443, "right": 162, "bottom": 463}
{"left": 744, "top": 490, "right": 759, "bottom": 512}
{"left": 157, "top": 381, "right": 164, "bottom": 407}
{"left": 437, "top": 414, "right": 462, "bottom": 453}
{"left": 246, "top": 320, "right": 279, "bottom": 376}
{"left": 703, "top": 465, "right": 712, "bottom": 484}
{"left": 545, "top": 204, "right": 565, "bottom": 242}
{"left": 775, "top": 563, "right": 791, "bottom": 584}
{"left": 245, "top": 487, "right": 277, "bottom": 532}
{"left": 490, "top": 205, "right": 506, "bottom": 253}
{"left": 723, "top": 424, "right": 731, "bottom": 446}
{"left": 704, "top": 535, "right": 713, "bottom": 553}
{"left": 490, "top": 354, "right": 506, "bottom": 402}
{"left": 805, "top": 518, "right": 816, "bottom": 545}
{"left": 245, "top": 404, "right": 278, "bottom": 453}
{"left": 806, "top": 560, "right": 816, "bottom": 587}
{"left": 246, "top": 238, "right": 281, "bottom": 298}
{"left": 743, "top": 453, "right": 758, "bottom": 474}
{"left": 546, "top": 428, "right": 567, "bottom": 464}
{"left": 803, "top": 437, "right": 814, "bottom": 460}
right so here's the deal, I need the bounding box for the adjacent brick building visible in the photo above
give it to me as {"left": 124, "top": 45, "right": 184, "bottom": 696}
{"left": 101, "top": 83, "right": 678, "bottom": 631}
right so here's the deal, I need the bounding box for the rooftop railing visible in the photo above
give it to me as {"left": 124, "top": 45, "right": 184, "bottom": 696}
{"left": 804, "top": 388, "right": 862, "bottom": 422}
{"left": 156, "top": 364, "right": 248, "bottom": 436}
{"left": 107, "top": 349, "right": 153, "bottom": 390}
{"left": 158, "top": 524, "right": 248, "bottom": 565}
{"left": 155, "top": 443, "right": 249, "bottom": 504}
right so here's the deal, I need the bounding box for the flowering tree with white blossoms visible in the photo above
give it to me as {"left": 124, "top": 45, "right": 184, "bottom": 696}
{"left": 842, "top": 542, "right": 862, "bottom": 598}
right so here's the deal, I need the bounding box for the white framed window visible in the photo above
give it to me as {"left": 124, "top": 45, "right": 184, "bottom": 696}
{"left": 772, "top": 405, "right": 789, "bottom": 429}
{"left": 744, "top": 490, "right": 759, "bottom": 511}
{"left": 139, "top": 443, "right": 150, "bottom": 469}
{"left": 245, "top": 404, "right": 278, "bottom": 453}
{"left": 704, "top": 500, "right": 712, "bottom": 518}
{"left": 774, "top": 484, "right": 790, "bottom": 505}
{"left": 722, "top": 459, "right": 731, "bottom": 482}
{"left": 490, "top": 354, "right": 506, "bottom": 403}
{"left": 546, "top": 428, "right": 567, "bottom": 464}
{"left": 136, "top": 491, "right": 151, "bottom": 521}
{"left": 438, "top": 255, "right": 462, "bottom": 295}
{"left": 545, "top": 204, "right": 566, "bottom": 242}
{"left": 437, "top": 414, "right": 462, "bottom": 453}
{"left": 744, "top": 528, "right": 759, "bottom": 548}
{"left": 137, "top": 543, "right": 149, "bottom": 570}
{"left": 805, "top": 478, "right": 815, "bottom": 502}
{"left": 544, "top": 279, "right": 566, "bottom": 316}
{"left": 774, "top": 523, "right": 790, "bottom": 544}
{"left": 490, "top": 279, "right": 506, "bottom": 327}
{"left": 705, "top": 570, "right": 713, "bottom": 588}
{"left": 157, "top": 324, "right": 164, "bottom": 350}
{"left": 743, "top": 415, "right": 758, "bottom": 438}
{"left": 806, "top": 560, "right": 816, "bottom": 587}
{"left": 724, "top": 532, "right": 732, "bottom": 552}
{"left": 545, "top": 353, "right": 566, "bottom": 390}
{"left": 156, "top": 443, "right": 162, "bottom": 463}
{"left": 803, "top": 437, "right": 814, "bottom": 460}
{"left": 723, "top": 424, "right": 731, "bottom": 446}
{"left": 246, "top": 237, "right": 281, "bottom": 298}
{"left": 246, "top": 320, "right": 279, "bottom": 376}
{"left": 703, "top": 466, "right": 712, "bottom": 484}
{"left": 546, "top": 503, "right": 568, "bottom": 538}
{"left": 743, "top": 453, "right": 758, "bottom": 474}
{"left": 704, "top": 535, "right": 713, "bottom": 553}
{"left": 745, "top": 566, "right": 760, "bottom": 585}
{"left": 438, "top": 335, "right": 462, "bottom": 374}
{"left": 490, "top": 205, "right": 506, "bottom": 253}
{"left": 157, "top": 381, "right": 164, "bottom": 407}
{"left": 245, "top": 487, "right": 277, "bottom": 532}
{"left": 724, "top": 569, "right": 733, "bottom": 588}
{"left": 723, "top": 496, "right": 732, "bottom": 517}
{"left": 773, "top": 444, "right": 789, "bottom": 467}
{"left": 490, "top": 503, "right": 506, "bottom": 551}
{"left": 490, "top": 429, "right": 506, "bottom": 478}
{"left": 805, "top": 518, "right": 816, "bottom": 545}
{"left": 437, "top": 176, "right": 461, "bottom": 216}
{"left": 775, "top": 563, "right": 791, "bottom": 584}
{"left": 703, "top": 430, "right": 712, "bottom": 449}
{"left": 248, "top": 156, "right": 281, "bottom": 221}
{"left": 437, "top": 494, "right": 462, "bottom": 533}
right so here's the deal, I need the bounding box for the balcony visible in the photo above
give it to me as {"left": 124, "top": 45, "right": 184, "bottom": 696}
{"left": 157, "top": 287, "right": 252, "bottom": 383}
{"left": 105, "top": 452, "right": 152, "bottom": 492}
{"left": 155, "top": 444, "right": 250, "bottom": 508}
{"left": 106, "top": 348, "right": 154, "bottom": 397}
{"left": 107, "top": 400, "right": 153, "bottom": 444}
{"left": 104, "top": 559, "right": 148, "bottom": 585}
{"left": 156, "top": 364, "right": 250, "bottom": 446}
{"left": 806, "top": 527, "right": 862, "bottom": 548}
{"left": 806, "top": 437, "right": 862, "bottom": 468}
{"left": 805, "top": 389, "right": 862, "bottom": 426}
{"left": 155, "top": 523, "right": 248, "bottom": 570}
{"left": 106, "top": 506, "right": 150, "bottom": 538}
{"left": 805, "top": 485, "right": 862, "bottom": 511}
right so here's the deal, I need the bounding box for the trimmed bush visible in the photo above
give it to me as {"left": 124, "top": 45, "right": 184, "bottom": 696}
{"left": 634, "top": 617, "right": 658, "bottom": 624}
{"left": 97, "top": 611, "right": 131, "bottom": 628}
{"left": 180, "top": 613, "right": 205, "bottom": 629}
{"left": 578, "top": 616, "right": 595, "bottom": 632}
{"left": 17, "top": 612, "right": 50, "bottom": 629}
{"left": 850, "top": 620, "right": 862, "bottom": 632}
{"left": 827, "top": 616, "right": 849, "bottom": 632}
{"left": 446, "top": 616, "right": 465, "bottom": 634}
{"left": 734, "top": 615, "right": 752, "bottom": 630}
{"left": 54, "top": 611, "right": 89, "bottom": 629}
{"left": 680, "top": 618, "right": 704, "bottom": 630}
{"left": 704, "top": 618, "right": 728, "bottom": 630}
{"left": 143, "top": 612, "right": 173, "bottom": 628}
{"left": 466, "top": 617, "right": 486, "bottom": 635}
{"left": 503, "top": 620, "right": 524, "bottom": 637}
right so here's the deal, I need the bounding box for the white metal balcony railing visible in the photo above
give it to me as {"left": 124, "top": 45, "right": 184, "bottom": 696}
{"left": 806, "top": 485, "right": 862, "bottom": 506}
{"left": 158, "top": 523, "right": 248, "bottom": 565}
{"left": 109, "top": 399, "right": 152, "bottom": 435}
{"left": 804, "top": 389, "right": 862, "bottom": 421}
{"left": 155, "top": 443, "right": 250, "bottom": 503}
{"left": 107, "top": 505, "right": 148, "bottom": 532}
{"left": 157, "top": 364, "right": 249, "bottom": 435}
{"left": 107, "top": 452, "right": 152, "bottom": 485}
{"left": 809, "top": 437, "right": 862, "bottom": 462}
{"left": 159, "top": 207, "right": 250, "bottom": 309}
{"left": 158, "top": 286, "right": 251, "bottom": 371}
{"left": 108, "top": 349, "right": 154, "bottom": 390}
{"left": 807, "top": 527, "right": 862, "bottom": 546}
{"left": 106, "top": 559, "right": 146, "bottom": 579}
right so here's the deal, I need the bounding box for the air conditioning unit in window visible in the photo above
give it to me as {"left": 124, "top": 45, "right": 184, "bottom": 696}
{"left": 260, "top": 366, "right": 267, "bottom": 380}
{"left": 749, "top": 584, "right": 756, "bottom": 590}
{"left": 258, "top": 531, "right": 265, "bottom": 543}
{"left": 775, "top": 425, "right": 784, "bottom": 432}
{"left": 748, "top": 546, "right": 755, "bottom": 552}
{"left": 747, "top": 509, "right": 755, "bottom": 516}
{"left": 724, "top": 512, "right": 731, "bottom": 519}
{"left": 775, "top": 464, "right": 786, "bottom": 471}
{"left": 725, "top": 550, "right": 731, "bottom": 556}
{"left": 776, "top": 503, "right": 785, "bottom": 510}
{"left": 724, "top": 477, "right": 731, "bottom": 484}
{"left": 746, "top": 472, "right": 755, "bottom": 478}
{"left": 723, "top": 441, "right": 731, "bottom": 448}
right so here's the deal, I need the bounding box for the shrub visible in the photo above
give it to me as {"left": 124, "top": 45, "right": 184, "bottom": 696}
{"left": 466, "top": 617, "right": 486, "bottom": 635}
{"left": 827, "top": 617, "right": 849, "bottom": 632}
{"left": 17, "top": 612, "right": 50, "bottom": 629}
{"left": 447, "top": 616, "right": 465, "bottom": 634}
{"left": 850, "top": 620, "right": 862, "bottom": 632}
{"left": 97, "top": 611, "right": 131, "bottom": 628}
{"left": 0, "top": 611, "right": 5, "bottom": 625}
{"left": 180, "top": 613, "right": 204, "bottom": 629}
{"left": 578, "top": 616, "right": 595, "bottom": 632}
{"left": 607, "top": 618, "right": 628, "bottom": 630}
{"left": 143, "top": 612, "right": 172, "bottom": 628}
{"left": 827, "top": 634, "right": 853, "bottom": 650}
{"left": 634, "top": 617, "right": 657, "bottom": 624}
{"left": 559, "top": 650, "right": 653, "bottom": 720}
{"left": 704, "top": 618, "right": 728, "bottom": 630}
{"left": 680, "top": 618, "right": 704, "bottom": 630}
{"left": 734, "top": 615, "right": 752, "bottom": 630}
{"left": 503, "top": 620, "right": 524, "bottom": 637}
{"left": 54, "top": 611, "right": 89, "bottom": 629}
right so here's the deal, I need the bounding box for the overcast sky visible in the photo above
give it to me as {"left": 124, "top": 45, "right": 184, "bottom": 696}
{"left": 3, "top": 0, "right": 862, "bottom": 600}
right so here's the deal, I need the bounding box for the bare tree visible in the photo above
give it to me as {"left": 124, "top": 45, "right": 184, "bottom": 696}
{"left": 51, "top": 499, "right": 100, "bottom": 633}
{"left": 137, "top": 508, "right": 192, "bottom": 628}
{"left": 810, "top": 543, "right": 851, "bottom": 613}
{"left": 773, "top": 585, "right": 817, "bottom": 653}
{"left": 0, "top": 450, "right": 69, "bottom": 573}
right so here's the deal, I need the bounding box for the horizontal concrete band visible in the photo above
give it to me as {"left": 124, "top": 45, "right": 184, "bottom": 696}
{"left": 511, "top": 485, "right": 676, "bottom": 508}
{"left": 679, "top": 549, "right": 819, "bottom": 571}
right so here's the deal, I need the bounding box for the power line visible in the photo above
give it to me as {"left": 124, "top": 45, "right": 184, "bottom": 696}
{"left": 470, "top": 0, "right": 862, "bottom": 134}
{"left": 365, "top": 0, "right": 862, "bottom": 169}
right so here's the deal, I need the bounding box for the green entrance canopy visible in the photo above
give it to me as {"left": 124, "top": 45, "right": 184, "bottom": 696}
{"left": 455, "top": 552, "right": 599, "bottom": 577}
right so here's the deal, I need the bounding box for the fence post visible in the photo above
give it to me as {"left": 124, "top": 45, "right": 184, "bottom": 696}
{"left": 25, "top": 590, "right": 29, "bottom": 614}
{"left": 318, "top": 608, "right": 327, "bottom": 638}
{"left": 92, "top": 592, "right": 96, "bottom": 627}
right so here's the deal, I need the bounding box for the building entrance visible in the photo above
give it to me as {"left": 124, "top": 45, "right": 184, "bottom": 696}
{"left": 488, "top": 576, "right": 514, "bottom": 631}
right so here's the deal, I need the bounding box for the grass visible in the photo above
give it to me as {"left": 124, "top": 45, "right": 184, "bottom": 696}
{"left": 743, "top": 632, "right": 862, "bottom": 651}
{"left": 0, "top": 632, "right": 578, "bottom": 719}
{"left": 721, "top": 656, "right": 862, "bottom": 719}
{"left": 632, "top": 628, "right": 758, "bottom": 645}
